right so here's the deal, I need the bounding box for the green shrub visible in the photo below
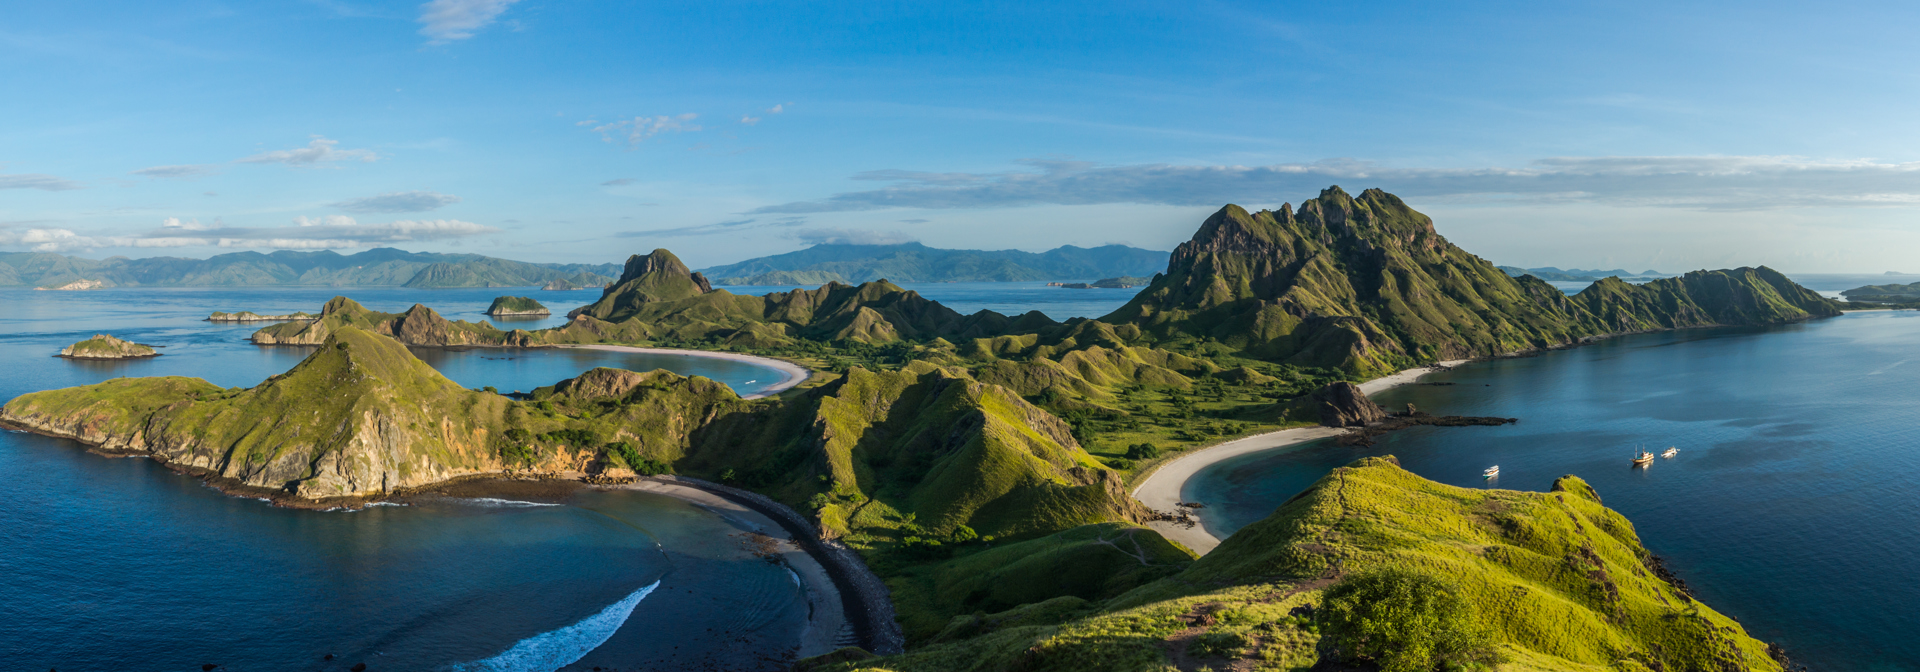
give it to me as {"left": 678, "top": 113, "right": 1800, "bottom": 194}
{"left": 1315, "top": 569, "right": 1497, "bottom": 672}
{"left": 1125, "top": 442, "right": 1161, "bottom": 460}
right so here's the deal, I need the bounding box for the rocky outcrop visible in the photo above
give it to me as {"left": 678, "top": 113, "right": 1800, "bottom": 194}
{"left": 1300, "top": 381, "right": 1387, "bottom": 427}
{"left": 57, "top": 334, "right": 158, "bottom": 360}
{"left": 251, "top": 297, "right": 506, "bottom": 347}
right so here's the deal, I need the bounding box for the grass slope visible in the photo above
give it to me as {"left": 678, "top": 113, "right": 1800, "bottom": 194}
{"left": 823, "top": 457, "right": 1783, "bottom": 672}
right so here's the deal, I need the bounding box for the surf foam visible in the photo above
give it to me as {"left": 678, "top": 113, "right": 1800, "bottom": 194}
{"left": 448, "top": 580, "right": 660, "bottom": 672}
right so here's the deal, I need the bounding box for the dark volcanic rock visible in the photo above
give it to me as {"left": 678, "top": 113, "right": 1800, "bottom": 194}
{"left": 1307, "top": 382, "right": 1388, "bottom": 427}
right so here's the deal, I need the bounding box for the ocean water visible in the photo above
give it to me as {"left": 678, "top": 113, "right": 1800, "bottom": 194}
{"left": 0, "top": 287, "right": 811, "bottom": 671}
{"left": 1187, "top": 311, "right": 1920, "bottom": 670}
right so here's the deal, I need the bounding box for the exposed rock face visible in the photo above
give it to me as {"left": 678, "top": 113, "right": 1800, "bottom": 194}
{"left": 58, "top": 334, "right": 158, "bottom": 360}
{"left": 1304, "top": 381, "right": 1387, "bottom": 427}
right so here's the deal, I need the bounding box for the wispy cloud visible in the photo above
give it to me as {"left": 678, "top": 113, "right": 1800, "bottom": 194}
{"left": 132, "top": 164, "right": 218, "bottom": 179}
{"left": 751, "top": 156, "right": 1920, "bottom": 214}
{"left": 418, "top": 0, "right": 521, "bottom": 44}
{"left": 791, "top": 228, "right": 917, "bottom": 246}
{"left": 329, "top": 190, "right": 460, "bottom": 213}
{"left": 601, "top": 178, "right": 637, "bottom": 186}
{"left": 616, "top": 216, "right": 808, "bottom": 238}
{"left": 581, "top": 114, "right": 703, "bottom": 147}
{"left": 237, "top": 137, "right": 379, "bottom": 166}
{"left": 739, "top": 103, "right": 788, "bottom": 126}
{"left": 0, "top": 173, "right": 83, "bottom": 191}
{"left": 0, "top": 216, "right": 496, "bottom": 253}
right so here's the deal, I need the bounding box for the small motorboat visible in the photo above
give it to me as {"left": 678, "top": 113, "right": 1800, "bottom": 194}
{"left": 1662, "top": 447, "right": 1679, "bottom": 458}
{"left": 1632, "top": 451, "right": 1655, "bottom": 467}
{"left": 1483, "top": 465, "right": 1500, "bottom": 478}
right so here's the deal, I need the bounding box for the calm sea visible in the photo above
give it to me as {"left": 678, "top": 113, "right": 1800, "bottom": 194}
{"left": 0, "top": 287, "right": 817, "bottom": 671}
{"left": 1187, "top": 311, "right": 1920, "bottom": 670}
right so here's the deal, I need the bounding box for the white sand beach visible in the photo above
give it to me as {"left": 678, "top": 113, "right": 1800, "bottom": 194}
{"left": 1132, "top": 360, "right": 1468, "bottom": 555}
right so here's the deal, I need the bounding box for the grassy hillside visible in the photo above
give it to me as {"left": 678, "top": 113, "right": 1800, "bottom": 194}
{"left": 818, "top": 457, "right": 1785, "bottom": 672}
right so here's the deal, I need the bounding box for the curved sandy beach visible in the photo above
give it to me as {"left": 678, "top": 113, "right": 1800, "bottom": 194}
{"left": 1133, "top": 360, "right": 1467, "bottom": 555}
{"left": 561, "top": 345, "right": 812, "bottom": 399}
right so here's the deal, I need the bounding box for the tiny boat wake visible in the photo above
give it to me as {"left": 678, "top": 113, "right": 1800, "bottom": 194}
{"left": 447, "top": 580, "right": 660, "bottom": 672}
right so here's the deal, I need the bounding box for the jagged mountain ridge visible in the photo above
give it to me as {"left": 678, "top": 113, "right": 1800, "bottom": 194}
{"left": 1105, "top": 186, "right": 1841, "bottom": 375}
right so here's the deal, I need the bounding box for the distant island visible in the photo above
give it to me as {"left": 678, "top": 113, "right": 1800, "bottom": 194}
{"left": 1051, "top": 276, "right": 1153, "bottom": 289}
{"left": 4, "top": 186, "right": 1830, "bottom": 670}
{"left": 1841, "top": 280, "right": 1920, "bottom": 302}
{"left": 1497, "top": 265, "right": 1672, "bottom": 282}
{"left": 207, "top": 311, "right": 317, "bottom": 323}
{"left": 0, "top": 248, "right": 621, "bottom": 289}
{"left": 699, "top": 242, "right": 1168, "bottom": 285}
{"left": 57, "top": 334, "right": 157, "bottom": 359}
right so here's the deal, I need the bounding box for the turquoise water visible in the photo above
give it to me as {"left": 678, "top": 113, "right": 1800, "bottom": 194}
{"left": 0, "top": 288, "right": 810, "bottom": 671}
{"left": 1187, "top": 311, "right": 1920, "bottom": 670}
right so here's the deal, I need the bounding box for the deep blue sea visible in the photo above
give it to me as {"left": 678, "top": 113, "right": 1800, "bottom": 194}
{"left": 1188, "top": 311, "right": 1920, "bottom": 670}
{"left": 0, "top": 287, "right": 817, "bottom": 671}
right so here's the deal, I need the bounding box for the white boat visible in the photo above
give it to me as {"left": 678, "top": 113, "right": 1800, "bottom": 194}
{"left": 1662, "top": 447, "right": 1679, "bottom": 458}
{"left": 1483, "top": 465, "right": 1500, "bottom": 478}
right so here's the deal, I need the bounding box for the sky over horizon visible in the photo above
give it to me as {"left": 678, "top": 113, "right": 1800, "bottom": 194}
{"left": 4, "top": 0, "right": 1920, "bottom": 272}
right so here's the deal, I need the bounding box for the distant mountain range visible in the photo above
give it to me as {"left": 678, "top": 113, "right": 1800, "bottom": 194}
{"left": 697, "top": 242, "right": 1169, "bottom": 285}
{"left": 1497, "top": 265, "right": 1671, "bottom": 282}
{"left": 0, "top": 248, "right": 621, "bottom": 289}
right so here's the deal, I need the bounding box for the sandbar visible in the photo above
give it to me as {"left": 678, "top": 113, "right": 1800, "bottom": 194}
{"left": 1132, "top": 360, "right": 1467, "bottom": 555}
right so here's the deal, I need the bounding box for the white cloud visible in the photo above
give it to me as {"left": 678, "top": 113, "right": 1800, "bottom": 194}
{"left": 586, "top": 114, "right": 702, "bottom": 147}
{"left": 418, "top": 0, "right": 522, "bottom": 43}
{"left": 751, "top": 156, "right": 1920, "bottom": 214}
{"left": 601, "top": 178, "right": 637, "bottom": 186}
{"left": 0, "top": 217, "right": 496, "bottom": 253}
{"left": 132, "top": 164, "right": 217, "bottom": 178}
{"left": 329, "top": 190, "right": 460, "bottom": 213}
{"left": 790, "top": 228, "right": 918, "bottom": 246}
{"left": 237, "top": 137, "right": 379, "bottom": 166}
{"left": 0, "top": 173, "right": 82, "bottom": 191}
{"left": 740, "top": 115, "right": 760, "bottom": 125}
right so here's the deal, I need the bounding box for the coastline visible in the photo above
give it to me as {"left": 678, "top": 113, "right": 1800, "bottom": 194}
{"left": 559, "top": 344, "right": 811, "bottom": 399}
{"left": 622, "top": 476, "right": 906, "bottom": 656}
{"left": 1132, "top": 359, "right": 1467, "bottom": 555}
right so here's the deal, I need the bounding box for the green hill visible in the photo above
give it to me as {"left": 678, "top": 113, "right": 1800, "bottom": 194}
{"left": 1840, "top": 280, "right": 1920, "bottom": 301}
{"left": 701, "top": 242, "right": 1169, "bottom": 284}
{"left": 485, "top": 296, "right": 550, "bottom": 316}
{"left": 821, "top": 457, "right": 1785, "bottom": 672}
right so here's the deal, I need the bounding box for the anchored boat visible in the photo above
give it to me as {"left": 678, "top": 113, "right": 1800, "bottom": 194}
{"left": 1662, "top": 447, "right": 1679, "bottom": 458}
{"left": 1483, "top": 465, "right": 1500, "bottom": 478}
{"left": 1632, "top": 451, "right": 1655, "bottom": 467}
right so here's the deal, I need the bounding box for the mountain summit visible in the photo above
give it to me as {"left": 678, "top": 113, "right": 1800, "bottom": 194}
{"left": 1107, "top": 186, "right": 1838, "bottom": 374}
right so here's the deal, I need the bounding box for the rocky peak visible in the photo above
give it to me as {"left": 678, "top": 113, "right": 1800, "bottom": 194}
{"left": 1304, "top": 381, "right": 1388, "bottom": 427}
{"left": 617, "top": 249, "right": 712, "bottom": 293}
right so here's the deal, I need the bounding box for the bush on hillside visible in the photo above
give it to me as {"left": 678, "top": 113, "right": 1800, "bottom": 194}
{"left": 1315, "top": 568, "right": 1498, "bottom": 672}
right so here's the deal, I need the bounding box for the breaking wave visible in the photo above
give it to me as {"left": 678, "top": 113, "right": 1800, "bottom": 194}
{"left": 447, "top": 580, "right": 659, "bottom": 672}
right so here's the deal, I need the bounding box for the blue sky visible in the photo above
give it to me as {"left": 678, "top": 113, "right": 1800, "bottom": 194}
{"left": 4, "top": 0, "right": 1919, "bottom": 272}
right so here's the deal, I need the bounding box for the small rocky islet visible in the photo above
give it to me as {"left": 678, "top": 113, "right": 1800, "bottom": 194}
{"left": 57, "top": 334, "right": 158, "bottom": 360}
{"left": 484, "top": 295, "right": 550, "bottom": 316}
